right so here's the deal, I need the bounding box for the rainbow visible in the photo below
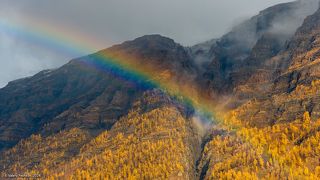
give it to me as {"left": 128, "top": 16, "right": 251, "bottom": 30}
{"left": 0, "top": 17, "right": 226, "bottom": 126}
{"left": 82, "top": 51, "right": 219, "bottom": 124}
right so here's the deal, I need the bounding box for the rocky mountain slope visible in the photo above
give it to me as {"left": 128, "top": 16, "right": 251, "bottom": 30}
{"left": 1, "top": 0, "right": 320, "bottom": 179}
{"left": 201, "top": 0, "right": 319, "bottom": 96}
{"left": 1, "top": 90, "right": 203, "bottom": 179}
{"left": 233, "top": 1, "right": 320, "bottom": 126}
{"left": 0, "top": 34, "right": 197, "bottom": 152}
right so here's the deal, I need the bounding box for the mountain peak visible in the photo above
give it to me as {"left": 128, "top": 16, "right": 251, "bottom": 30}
{"left": 117, "top": 34, "right": 179, "bottom": 51}
{"left": 133, "top": 34, "right": 174, "bottom": 42}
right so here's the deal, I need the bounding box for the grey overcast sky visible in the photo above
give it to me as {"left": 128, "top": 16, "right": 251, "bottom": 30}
{"left": 0, "top": 0, "right": 294, "bottom": 87}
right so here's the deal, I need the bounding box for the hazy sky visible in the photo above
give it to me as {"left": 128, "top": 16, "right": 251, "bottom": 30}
{"left": 0, "top": 0, "right": 295, "bottom": 87}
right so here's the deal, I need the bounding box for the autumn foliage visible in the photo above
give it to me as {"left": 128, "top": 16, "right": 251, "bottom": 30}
{"left": 200, "top": 111, "right": 320, "bottom": 179}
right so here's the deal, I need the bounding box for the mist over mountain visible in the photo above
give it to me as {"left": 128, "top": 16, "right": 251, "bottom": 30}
{"left": 1, "top": 0, "right": 320, "bottom": 179}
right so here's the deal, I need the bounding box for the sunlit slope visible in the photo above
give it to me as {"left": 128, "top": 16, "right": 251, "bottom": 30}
{"left": 196, "top": 5, "right": 320, "bottom": 179}
{"left": 197, "top": 112, "right": 320, "bottom": 179}
{"left": 0, "top": 90, "right": 202, "bottom": 179}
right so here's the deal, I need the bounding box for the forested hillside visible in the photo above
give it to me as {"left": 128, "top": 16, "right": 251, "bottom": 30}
{"left": 1, "top": 0, "right": 320, "bottom": 179}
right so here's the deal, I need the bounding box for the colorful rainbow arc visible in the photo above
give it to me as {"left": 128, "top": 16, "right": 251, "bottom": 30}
{"left": 0, "top": 18, "right": 224, "bottom": 125}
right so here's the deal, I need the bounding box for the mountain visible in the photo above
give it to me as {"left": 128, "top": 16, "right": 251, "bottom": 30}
{"left": 0, "top": 34, "right": 197, "bottom": 151}
{"left": 196, "top": 3, "right": 320, "bottom": 178}
{"left": 2, "top": 0, "right": 320, "bottom": 179}
{"left": 233, "top": 2, "right": 320, "bottom": 126}
{"left": 188, "top": 39, "right": 217, "bottom": 72}
{"left": 201, "top": 0, "right": 319, "bottom": 96}
{"left": 1, "top": 90, "right": 203, "bottom": 179}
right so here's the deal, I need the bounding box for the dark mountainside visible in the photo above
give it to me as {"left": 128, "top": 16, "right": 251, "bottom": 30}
{"left": 0, "top": 35, "right": 196, "bottom": 151}
{"left": 1, "top": 0, "right": 320, "bottom": 179}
